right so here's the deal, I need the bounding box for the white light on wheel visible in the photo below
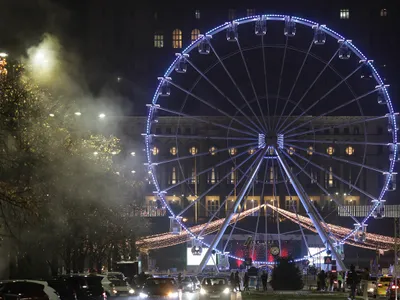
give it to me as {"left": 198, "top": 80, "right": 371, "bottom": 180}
{"left": 200, "top": 288, "right": 207, "bottom": 295}
{"left": 223, "top": 288, "right": 230, "bottom": 294}
{"left": 139, "top": 292, "right": 148, "bottom": 298}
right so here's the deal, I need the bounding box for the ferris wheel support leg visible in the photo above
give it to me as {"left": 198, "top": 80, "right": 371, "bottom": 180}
{"left": 197, "top": 149, "right": 267, "bottom": 273}
{"left": 275, "top": 150, "right": 347, "bottom": 272}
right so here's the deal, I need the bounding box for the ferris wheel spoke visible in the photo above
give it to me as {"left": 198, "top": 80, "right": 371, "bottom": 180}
{"left": 279, "top": 62, "right": 365, "bottom": 134}
{"left": 286, "top": 138, "right": 388, "bottom": 146}
{"left": 152, "top": 142, "right": 257, "bottom": 166}
{"left": 285, "top": 143, "right": 388, "bottom": 174}
{"left": 275, "top": 40, "right": 314, "bottom": 131}
{"left": 150, "top": 133, "right": 257, "bottom": 141}
{"left": 163, "top": 78, "right": 260, "bottom": 135}
{"left": 153, "top": 105, "right": 258, "bottom": 137}
{"left": 286, "top": 115, "right": 389, "bottom": 138}
{"left": 236, "top": 39, "right": 268, "bottom": 132}
{"left": 276, "top": 159, "right": 312, "bottom": 257}
{"left": 277, "top": 48, "right": 340, "bottom": 133}
{"left": 283, "top": 87, "right": 379, "bottom": 135}
{"left": 250, "top": 158, "right": 269, "bottom": 258}
{"left": 261, "top": 35, "right": 272, "bottom": 131}
{"left": 163, "top": 146, "right": 252, "bottom": 193}
{"left": 184, "top": 57, "right": 264, "bottom": 134}
{"left": 280, "top": 148, "right": 361, "bottom": 225}
{"left": 176, "top": 148, "right": 262, "bottom": 217}
{"left": 282, "top": 146, "right": 376, "bottom": 201}
{"left": 272, "top": 37, "right": 289, "bottom": 130}
{"left": 271, "top": 159, "right": 282, "bottom": 255}
{"left": 197, "top": 154, "right": 262, "bottom": 238}
{"left": 207, "top": 41, "right": 265, "bottom": 133}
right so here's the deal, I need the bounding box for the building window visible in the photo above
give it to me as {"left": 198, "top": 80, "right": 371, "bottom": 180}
{"left": 229, "top": 148, "right": 237, "bottom": 155}
{"left": 154, "top": 32, "right": 164, "bottom": 48}
{"left": 154, "top": 11, "right": 158, "bottom": 20}
{"left": 326, "top": 146, "right": 335, "bottom": 155}
{"left": 380, "top": 9, "right": 387, "bottom": 17}
{"left": 209, "top": 146, "right": 217, "bottom": 155}
{"left": 169, "top": 167, "right": 177, "bottom": 184}
{"left": 207, "top": 168, "right": 218, "bottom": 184}
{"left": 195, "top": 9, "right": 200, "bottom": 19}
{"left": 354, "top": 127, "right": 360, "bottom": 135}
{"left": 328, "top": 166, "right": 334, "bottom": 187}
{"left": 269, "top": 167, "right": 276, "bottom": 183}
{"left": 247, "top": 9, "right": 255, "bottom": 16}
{"left": 170, "top": 146, "right": 178, "bottom": 155}
{"left": 185, "top": 127, "right": 191, "bottom": 135}
{"left": 172, "top": 29, "right": 182, "bottom": 49}
{"left": 310, "top": 168, "right": 318, "bottom": 183}
{"left": 189, "top": 146, "right": 198, "bottom": 155}
{"left": 340, "top": 9, "right": 350, "bottom": 19}
{"left": 190, "top": 167, "right": 199, "bottom": 184}
{"left": 228, "top": 9, "right": 236, "bottom": 20}
{"left": 191, "top": 29, "right": 201, "bottom": 42}
{"left": 207, "top": 199, "right": 220, "bottom": 216}
{"left": 307, "top": 146, "right": 314, "bottom": 155}
{"left": 346, "top": 146, "right": 354, "bottom": 156}
{"left": 344, "top": 127, "right": 349, "bottom": 134}
{"left": 285, "top": 197, "right": 298, "bottom": 211}
{"left": 334, "top": 128, "right": 340, "bottom": 135}
{"left": 228, "top": 167, "right": 236, "bottom": 184}
{"left": 288, "top": 147, "right": 295, "bottom": 155}
{"left": 152, "top": 146, "right": 159, "bottom": 156}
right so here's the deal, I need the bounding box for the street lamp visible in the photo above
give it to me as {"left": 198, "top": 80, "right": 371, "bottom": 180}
{"left": 131, "top": 152, "right": 136, "bottom": 156}
{"left": 49, "top": 113, "right": 55, "bottom": 117}
{"left": 74, "top": 112, "right": 82, "bottom": 116}
{"left": 111, "top": 151, "right": 117, "bottom": 155}
{"left": 0, "top": 52, "right": 8, "bottom": 58}
{"left": 99, "top": 113, "right": 106, "bottom": 119}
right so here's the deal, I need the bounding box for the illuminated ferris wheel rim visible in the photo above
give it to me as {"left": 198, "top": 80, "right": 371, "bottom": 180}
{"left": 145, "top": 14, "right": 398, "bottom": 266}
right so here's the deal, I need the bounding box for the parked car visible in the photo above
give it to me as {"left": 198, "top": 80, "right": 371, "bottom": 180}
{"left": 47, "top": 278, "right": 77, "bottom": 300}
{"left": 386, "top": 278, "right": 400, "bottom": 300}
{"left": 377, "top": 276, "right": 392, "bottom": 297}
{"left": 0, "top": 280, "right": 59, "bottom": 300}
{"left": 54, "top": 275, "right": 107, "bottom": 300}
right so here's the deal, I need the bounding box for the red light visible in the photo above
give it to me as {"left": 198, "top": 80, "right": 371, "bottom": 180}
{"left": 391, "top": 285, "right": 398, "bottom": 289}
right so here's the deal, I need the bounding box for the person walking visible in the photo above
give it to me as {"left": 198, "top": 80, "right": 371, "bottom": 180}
{"left": 318, "top": 270, "right": 326, "bottom": 291}
{"left": 261, "top": 271, "right": 268, "bottom": 292}
{"left": 230, "top": 272, "right": 235, "bottom": 291}
{"left": 337, "top": 272, "right": 343, "bottom": 292}
{"left": 346, "top": 264, "right": 359, "bottom": 300}
{"left": 243, "top": 272, "right": 250, "bottom": 292}
{"left": 329, "top": 272, "right": 335, "bottom": 291}
{"left": 235, "top": 271, "right": 241, "bottom": 292}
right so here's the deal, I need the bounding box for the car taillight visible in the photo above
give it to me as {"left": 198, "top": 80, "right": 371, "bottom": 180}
{"left": 391, "top": 285, "right": 398, "bottom": 289}
{"left": 378, "top": 284, "right": 382, "bottom": 287}
{"left": 103, "top": 292, "right": 107, "bottom": 298}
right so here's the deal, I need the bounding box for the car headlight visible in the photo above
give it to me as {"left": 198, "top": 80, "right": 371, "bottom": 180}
{"left": 139, "top": 292, "right": 148, "bottom": 298}
{"left": 187, "top": 284, "right": 192, "bottom": 287}
{"left": 368, "top": 288, "right": 374, "bottom": 292}
{"left": 223, "top": 288, "right": 230, "bottom": 294}
{"left": 200, "top": 288, "right": 207, "bottom": 295}
{"left": 168, "top": 292, "right": 178, "bottom": 298}
{"left": 129, "top": 289, "right": 135, "bottom": 294}
{"left": 113, "top": 289, "right": 117, "bottom": 294}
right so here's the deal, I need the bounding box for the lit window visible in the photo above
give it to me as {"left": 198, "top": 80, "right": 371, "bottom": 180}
{"left": 207, "top": 168, "right": 218, "bottom": 184}
{"left": 380, "top": 9, "right": 387, "bottom": 17}
{"left": 170, "top": 146, "right": 178, "bottom": 155}
{"left": 328, "top": 167, "right": 334, "bottom": 187}
{"left": 229, "top": 148, "right": 237, "bottom": 155}
{"left": 326, "top": 146, "right": 335, "bottom": 155}
{"left": 191, "top": 29, "right": 201, "bottom": 42}
{"left": 269, "top": 167, "right": 275, "bottom": 183}
{"left": 268, "top": 148, "right": 274, "bottom": 155}
{"left": 189, "top": 146, "right": 198, "bottom": 155}
{"left": 154, "top": 32, "right": 164, "bottom": 48}
{"left": 310, "top": 168, "right": 318, "bottom": 183}
{"left": 191, "top": 167, "right": 199, "bottom": 184}
{"left": 346, "top": 146, "right": 354, "bottom": 155}
{"left": 247, "top": 9, "right": 255, "bottom": 16}
{"left": 172, "top": 29, "right": 182, "bottom": 49}
{"left": 248, "top": 148, "right": 256, "bottom": 155}
{"left": 195, "top": 9, "right": 200, "bottom": 19}
{"left": 209, "top": 146, "right": 217, "bottom": 155}
{"left": 307, "top": 146, "right": 314, "bottom": 155}
{"left": 288, "top": 147, "right": 295, "bottom": 155}
{"left": 285, "top": 197, "right": 298, "bottom": 211}
{"left": 152, "top": 146, "right": 159, "bottom": 155}
{"left": 340, "top": 9, "right": 350, "bottom": 19}
{"left": 229, "top": 167, "right": 236, "bottom": 184}
{"left": 169, "top": 167, "right": 177, "bottom": 184}
{"left": 207, "top": 199, "right": 220, "bottom": 216}
{"left": 228, "top": 9, "right": 236, "bottom": 20}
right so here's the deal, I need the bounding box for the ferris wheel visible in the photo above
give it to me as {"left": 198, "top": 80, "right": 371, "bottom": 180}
{"left": 144, "top": 14, "right": 398, "bottom": 272}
